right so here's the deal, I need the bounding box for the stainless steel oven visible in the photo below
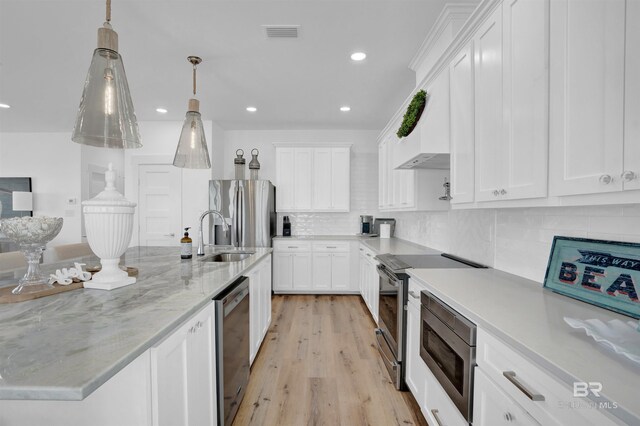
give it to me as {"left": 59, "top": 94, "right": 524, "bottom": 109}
{"left": 420, "top": 291, "right": 476, "bottom": 423}
{"left": 376, "top": 263, "right": 406, "bottom": 390}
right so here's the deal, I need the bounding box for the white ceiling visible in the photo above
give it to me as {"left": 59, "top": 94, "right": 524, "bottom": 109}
{"left": 0, "top": 0, "right": 473, "bottom": 133}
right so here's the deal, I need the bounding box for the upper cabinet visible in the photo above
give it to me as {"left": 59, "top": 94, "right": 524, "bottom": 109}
{"left": 275, "top": 145, "right": 351, "bottom": 212}
{"left": 449, "top": 42, "right": 475, "bottom": 204}
{"left": 625, "top": 0, "right": 640, "bottom": 191}
{"left": 474, "top": 0, "right": 548, "bottom": 203}
{"left": 549, "top": 0, "right": 626, "bottom": 196}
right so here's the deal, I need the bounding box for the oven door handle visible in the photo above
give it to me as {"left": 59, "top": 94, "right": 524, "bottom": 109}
{"left": 377, "top": 265, "right": 402, "bottom": 287}
{"left": 375, "top": 330, "right": 398, "bottom": 370}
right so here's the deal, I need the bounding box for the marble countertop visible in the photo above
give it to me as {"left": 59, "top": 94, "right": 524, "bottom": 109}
{"left": 407, "top": 268, "right": 640, "bottom": 425}
{"left": 273, "top": 235, "right": 371, "bottom": 241}
{"left": 0, "top": 246, "right": 272, "bottom": 401}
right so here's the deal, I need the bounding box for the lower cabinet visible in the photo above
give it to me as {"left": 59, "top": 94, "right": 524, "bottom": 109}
{"left": 474, "top": 367, "right": 540, "bottom": 426}
{"left": 273, "top": 239, "right": 356, "bottom": 293}
{"left": 359, "top": 244, "right": 379, "bottom": 323}
{"left": 405, "top": 287, "right": 426, "bottom": 404}
{"left": 248, "top": 254, "right": 272, "bottom": 365}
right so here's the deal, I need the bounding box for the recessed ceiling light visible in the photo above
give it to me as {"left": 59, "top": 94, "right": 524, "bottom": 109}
{"left": 340, "top": 106, "right": 351, "bottom": 112}
{"left": 0, "top": 103, "right": 10, "bottom": 109}
{"left": 246, "top": 106, "right": 257, "bottom": 112}
{"left": 155, "top": 107, "right": 168, "bottom": 114}
{"left": 350, "top": 52, "right": 366, "bottom": 61}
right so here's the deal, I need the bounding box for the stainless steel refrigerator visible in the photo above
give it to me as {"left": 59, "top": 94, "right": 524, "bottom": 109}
{"left": 208, "top": 180, "right": 276, "bottom": 247}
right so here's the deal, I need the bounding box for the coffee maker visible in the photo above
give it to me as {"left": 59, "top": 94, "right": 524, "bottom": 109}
{"left": 360, "top": 215, "right": 373, "bottom": 235}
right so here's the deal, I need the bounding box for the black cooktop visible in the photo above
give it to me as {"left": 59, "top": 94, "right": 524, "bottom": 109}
{"left": 376, "top": 253, "right": 487, "bottom": 273}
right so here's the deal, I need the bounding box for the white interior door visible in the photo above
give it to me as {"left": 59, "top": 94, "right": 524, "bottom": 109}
{"left": 138, "top": 164, "right": 182, "bottom": 247}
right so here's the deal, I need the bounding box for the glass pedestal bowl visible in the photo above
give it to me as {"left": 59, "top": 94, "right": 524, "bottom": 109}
{"left": 0, "top": 217, "right": 64, "bottom": 294}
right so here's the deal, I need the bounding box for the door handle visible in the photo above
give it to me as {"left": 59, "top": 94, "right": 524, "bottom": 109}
{"left": 431, "top": 409, "right": 444, "bottom": 426}
{"left": 503, "top": 371, "right": 545, "bottom": 401}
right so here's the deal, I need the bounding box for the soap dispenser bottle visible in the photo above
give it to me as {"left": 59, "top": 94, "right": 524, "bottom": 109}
{"left": 181, "top": 227, "right": 193, "bottom": 259}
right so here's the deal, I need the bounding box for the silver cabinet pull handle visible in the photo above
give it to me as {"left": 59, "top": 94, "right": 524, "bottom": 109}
{"left": 326, "top": 246, "right": 337, "bottom": 249}
{"left": 500, "top": 188, "right": 507, "bottom": 195}
{"left": 621, "top": 170, "right": 637, "bottom": 182}
{"left": 164, "top": 233, "right": 175, "bottom": 237}
{"left": 599, "top": 174, "right": 613, "bottom": 184}
{"left": 503, "top": 371, "right": 545, "bottom": 401}
{"left": 431, "top": 409, "right": 444, "bottom": 426}
{"left": 504, "top": 412, "right": 514, "bottom": 422}
{"left": 366, "top": 253, "right": 372, "bottom": 257}
{"left": 493, "top": 190, "right": 499, "bottom": 196}
{"left": 409, "top": 291, "right": 420, "bottom": 299}
{"left": 287, "top": 246, "right": 298, "bottom": 249}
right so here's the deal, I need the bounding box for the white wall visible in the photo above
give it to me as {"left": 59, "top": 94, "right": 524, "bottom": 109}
{"left": 393, "top": 205, "right": 640, "bottom": 284}
{"left": 223, "top": 130, "right": 380, "bottom": 235}
{"left": 124, "top": 120, "right": 214, "bottom": 246}
{"left": 0, "top": 132, "right": 82, "bottom": 258}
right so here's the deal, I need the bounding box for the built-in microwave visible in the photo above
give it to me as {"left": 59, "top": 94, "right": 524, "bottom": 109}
{"left": 420, "top": 291, "right": 476, "bottom": 423}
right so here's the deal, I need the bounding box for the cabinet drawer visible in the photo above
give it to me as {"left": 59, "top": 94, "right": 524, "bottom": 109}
{"left": 273, "top": 240, "right": 312, "bottom": 252}
{"left": 477, "top": 329, "right": 620, "bottom": 426}
{"left": 312, "top": 241, "right": 349, "bottom": 252}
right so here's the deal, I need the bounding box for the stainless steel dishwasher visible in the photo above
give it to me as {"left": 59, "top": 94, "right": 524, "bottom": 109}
{"left": 213, "top": 276, "right": 250, "bottom": 426}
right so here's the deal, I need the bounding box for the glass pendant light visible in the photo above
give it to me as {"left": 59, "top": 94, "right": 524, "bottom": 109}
{"left": 72, "top": 0, "right": 141, "bottom": 149}
{"left": 173, "top": 56, "right": 211, "bottom": 169}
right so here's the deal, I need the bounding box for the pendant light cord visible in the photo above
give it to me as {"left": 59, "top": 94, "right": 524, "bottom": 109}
{"left": 106, "top": 0, "right": 111, "bottom": 23}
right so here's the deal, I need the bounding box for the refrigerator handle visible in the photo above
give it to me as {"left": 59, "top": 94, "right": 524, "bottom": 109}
{"left": 237, "top": 185, "right": 244, "bottom": 247}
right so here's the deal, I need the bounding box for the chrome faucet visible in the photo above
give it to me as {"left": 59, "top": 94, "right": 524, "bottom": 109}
{"left": 197, "top": 209, "right": 229, "bottom": 256}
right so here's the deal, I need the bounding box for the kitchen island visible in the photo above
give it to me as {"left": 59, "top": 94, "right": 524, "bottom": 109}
{"left": 0, "top": 246, "right": 272, "bottom": 425}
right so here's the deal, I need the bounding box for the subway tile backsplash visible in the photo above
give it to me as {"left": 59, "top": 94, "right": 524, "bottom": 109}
{"left": 393, "top": 204, "right": 640, "bottom": 284}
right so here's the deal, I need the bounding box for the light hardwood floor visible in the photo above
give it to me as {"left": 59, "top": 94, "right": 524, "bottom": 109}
{"left": 233, "top": 295, "right": 429, "bottom": 426}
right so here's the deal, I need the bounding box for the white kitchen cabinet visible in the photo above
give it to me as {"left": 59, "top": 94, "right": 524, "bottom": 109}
{"left": 150, "top": 303, "right": 216, "bottom": 426}
{"left": 449, "top": 42, "right": 475, "bottom": 204}
{"left": 311, "top": 242, "right": 352, "bottom": 291}
{"left": 474, "top": 367, "right": 540, "bottom": 426}
{"left": 473, "top": 5, "right": 503, "bottom": 202}
{"left": 358, "top": 244, "right": 379, "bottom": 323}
{"left": 293, "top": 148, "right": 313, "bottom": 210}
{"left": 275, "top": 145, "right": 351, "bottom": 212}
{"left": 624, "top": 0, "right": 640, "bottom": 191}
{"left": 473, "top": 0, "right": 548, "bottom": 203}
{"left": 329, "top": 252, "right": 350, "bottom": 290}
{"left": 549, "top": 0, "right": 626, "bottom": 196}
{"left": 292, "top": 253, "right": 312, "bottom": 290}
{"left": 312, "top": 253, "right": 332, "bottom": 290}
{"left": 273, "top": 252, "right": 293, "bottom": 291}
{"left": 248, "top": 254, "right": 272, "bottom": 365}
{"left": 405, "top": 284, "right": 427, "bottom": 408}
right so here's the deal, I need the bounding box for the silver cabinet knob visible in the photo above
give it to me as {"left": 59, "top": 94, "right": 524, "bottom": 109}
{"left": 500, "top": 188, "right": 507, "bottom": 195}
{"left": 493, "top": 190, "right": 500, "bottom": 196}
{"left": 621, "top": 170, "right": 637, "bottom": 182}
{"left": 599, "top": 174, "right": 613, "bottom": 184}
{"left": 504, "top": 412, "right": 514, "bottom": 422}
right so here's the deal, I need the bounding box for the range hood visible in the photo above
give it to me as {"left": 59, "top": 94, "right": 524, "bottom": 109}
{"left": 393, "top": 70, "right": 451, "bottom": 170}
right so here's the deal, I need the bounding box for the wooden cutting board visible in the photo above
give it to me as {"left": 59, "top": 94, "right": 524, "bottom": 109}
{"left": 0, "top": 281, "right": 84, "bottom": 304}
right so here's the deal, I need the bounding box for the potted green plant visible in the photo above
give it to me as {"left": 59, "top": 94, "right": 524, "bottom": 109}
{"left": 397, "top": 89, "right": 427, "bottom": 138}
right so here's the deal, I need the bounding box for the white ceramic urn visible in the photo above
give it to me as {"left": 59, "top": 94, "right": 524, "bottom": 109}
{"left": 82, "top": 163, "right": 136, "bottom": 290}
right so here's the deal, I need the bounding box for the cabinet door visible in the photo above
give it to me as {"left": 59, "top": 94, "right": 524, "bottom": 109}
{"left": 312, "top": 253, "right": 332, "bottom": 290}
{"left": 405, "top": 300, "right": 426, "bottom": 406}
{"left": 625, "top": 0, "right": 640, "bottom": 191}
{"left": 248, "top": 267, "right": 261, "bottom": 363}
{"left": 293, "top": 148, "right": 313, "bottom": 210}
{"left": 502, "top": 0, "right": 548, "bottom": 200}
{"left": 549, "top": 0, "right": 625, "bottom": 196}
{"left": 378, "top": 143, "right": 385, "bottom": 209}
{"left": 312, "top": 148, "right": 332, "bottom": 210}
{"left": 275, "top": 148, "right": 295, "bottom": 211}
{"left": 474, "top": 6, "right": 504, "bottom": 202}
{"left": 398, "top": 170, "right": 415, "bottom": 209}
{"left": 450, "top": 42, "right": 475, "bottom": 204}
{"left": 330, "top": 253, "right": 351, "bottom": 290}
{"left": 368, "top": 259, "right": 379, "bottom": 323}
{"left": 273, "top": 253, "right": 293, "bottom": 290}
{"left": 292, "top": 253, "right": 312, "bottom": 290}
{"left": 151, "top": 325, "right": 189, "bottom": 426}
{"left": 474, "top": 368, "right": 540, "bottom": 426}
{"left": 260, "top": 257, "right": 272, "bottom": 336}
{"left": 331, "top": 148, "right": 350, "bottom": 211}
{"left": 187, "top": 306, "right": 216, "bottom": 426}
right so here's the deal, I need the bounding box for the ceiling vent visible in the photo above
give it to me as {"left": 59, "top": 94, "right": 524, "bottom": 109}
{"left": 263, "top": 25, "right": 300, "bottom": 39}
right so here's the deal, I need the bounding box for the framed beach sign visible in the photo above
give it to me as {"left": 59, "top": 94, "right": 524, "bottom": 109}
{"left": 544, "top": 237, "right": 640, "bottom": 319}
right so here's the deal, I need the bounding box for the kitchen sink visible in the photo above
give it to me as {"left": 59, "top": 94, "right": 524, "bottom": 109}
{"left": 202, "top": 252, "right": 255, "bottom": 262}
